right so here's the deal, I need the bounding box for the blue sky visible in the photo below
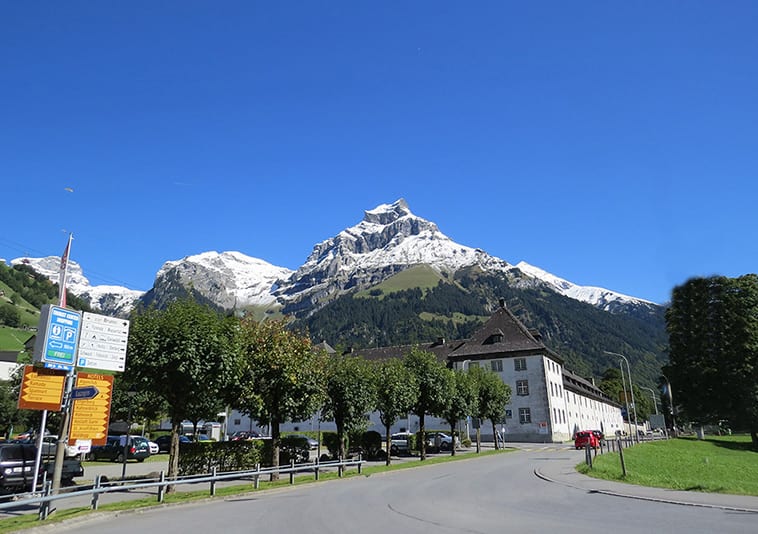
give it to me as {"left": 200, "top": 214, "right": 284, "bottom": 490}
{"left": 2, "top": 2, "right": 756, "bottom": 305}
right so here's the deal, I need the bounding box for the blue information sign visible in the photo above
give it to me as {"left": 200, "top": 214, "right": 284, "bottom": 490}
{"left": 37, "top": 305, "right": 82, "bottom": 370}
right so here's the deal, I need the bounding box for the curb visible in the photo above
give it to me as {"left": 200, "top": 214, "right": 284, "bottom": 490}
{"left": 533, "top": 467, "right": 758, "bottom": 514}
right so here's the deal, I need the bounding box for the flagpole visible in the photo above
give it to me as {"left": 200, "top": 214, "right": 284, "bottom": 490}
{"left": 51, "top": 233, "right": 76, "bottom": 494}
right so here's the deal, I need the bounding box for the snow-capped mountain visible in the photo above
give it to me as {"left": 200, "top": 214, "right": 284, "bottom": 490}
{"left": 275, "top": 199, "right": 515, "bottom": 312}
{"left": 9, "top": 256, "right": 143, "bottom": 317}
{"left": 9, "top": 199, "right": 657, "bottom": 318}
{"left": 143, "top": 251, "right": 293, "bottom": 311}
{"left": 515, "top": 261, "right": 655, "bottom": 312}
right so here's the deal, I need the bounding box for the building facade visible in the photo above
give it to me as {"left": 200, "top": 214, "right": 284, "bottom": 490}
{"left": 226, "top": 302, "right": 624, "bottom": 443}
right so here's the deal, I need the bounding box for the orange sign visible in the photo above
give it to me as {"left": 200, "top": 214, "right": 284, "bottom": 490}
{"left": 18, "top": 365, "right": 66, "bottom": 411}
{"left": 69, "top": 372, "right": 114, "bottom": 445}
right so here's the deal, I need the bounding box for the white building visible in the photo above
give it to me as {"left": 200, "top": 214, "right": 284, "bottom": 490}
{"left": 226, "top": 302, "right": 623, "bottom": 443}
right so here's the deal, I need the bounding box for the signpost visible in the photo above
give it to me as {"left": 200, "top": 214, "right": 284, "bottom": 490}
{"left": 32, "top": 305, "right": 82, "bottom": 370}
{"left": 77, "top": 312, "right": 130, "bottom": 372}
{"left": 17, "top": 365, "right": 67, "bottom": 411}
{"left": 69, "top": 373, "right": 114, "bottom": 446}
{"left": 70, "top": 385, "right": 99, "bottom": 400}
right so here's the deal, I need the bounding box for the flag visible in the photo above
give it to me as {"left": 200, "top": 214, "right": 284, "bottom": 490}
{"left": 58, "top": 233, "right": 73, "bottom": 307}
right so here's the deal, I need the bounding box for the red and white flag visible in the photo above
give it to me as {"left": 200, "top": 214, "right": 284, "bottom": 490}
{"left": 58, "top": 233, "right": 73, "bottom": 307}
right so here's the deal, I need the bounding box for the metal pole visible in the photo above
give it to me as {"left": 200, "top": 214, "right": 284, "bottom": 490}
{"left": 32, "top": 410, "right": 48, "bottom": 494}
{"left": 641, "top": 386, "right": 659, "bottom": 415}
{"left": 661, "top": 374, "right": 677, "bottom": 436}
{"left": 618, "top": 361, "right": 632, "bottom": 439}
{"left": 51, "top": 232, "right": 75, "bottom": 494}
{"left": 605, "top": 351, "right": 638, "bottom": 443}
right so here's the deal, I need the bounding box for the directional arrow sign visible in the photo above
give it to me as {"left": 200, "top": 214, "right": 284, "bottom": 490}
{"left": 71, "top": 385, "right": 99, "bottom": 400}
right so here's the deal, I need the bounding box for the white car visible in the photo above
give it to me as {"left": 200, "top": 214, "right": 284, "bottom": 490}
{"left": 148, "top": 440, "right": 159, "bottom": 454}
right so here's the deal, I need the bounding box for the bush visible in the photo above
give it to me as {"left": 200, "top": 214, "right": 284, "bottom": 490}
{"left": 321, "top": 432, "right": 342, "bottom": 459}
{"left": 177, "top": 440, "right": 262, "bottom": 476}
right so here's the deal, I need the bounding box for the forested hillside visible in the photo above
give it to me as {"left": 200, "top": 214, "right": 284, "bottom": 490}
{"left": 294, "top": 269, "right": 668, "bottom": 388}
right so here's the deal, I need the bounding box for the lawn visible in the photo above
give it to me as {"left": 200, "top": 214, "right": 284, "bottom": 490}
{"left": 578, "top": 434, "right": 758, "bottom": 496}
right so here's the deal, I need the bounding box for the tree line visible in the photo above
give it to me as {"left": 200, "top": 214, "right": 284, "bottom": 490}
{"left": 122, "top": 299, "right": 512, "bottom": 488}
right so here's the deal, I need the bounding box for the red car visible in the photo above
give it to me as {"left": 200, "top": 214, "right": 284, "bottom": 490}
{"left": 574, "top": 431, "right": 599, "bottom": 449}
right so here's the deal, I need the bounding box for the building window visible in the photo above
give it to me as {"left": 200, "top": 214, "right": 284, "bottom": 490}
{"left": 490, "top": 359, "right": 503, "bottom": 372}
{"left": 516, "top": 380, "right": 529, "bottom": 396}
{"left": 504, "top": 409, "right": 513, "bottom": 419}
{"left": 514, "top": 358, "right": 527, "bottom": 371}
{"left": 519, "top": 408, "right": 531, "bottom": 424}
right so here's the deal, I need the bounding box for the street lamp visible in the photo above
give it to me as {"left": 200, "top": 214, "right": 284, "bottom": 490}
{"left": 461, "top": 360, "right": 471, "bottom": 441}
{"left": 661, "top": 374, "right": 677, "bottom": 436}
{"left": 618, "top": 360, "right": 632, "bottom": 439}
{"left": 640, "top": 386, "right": 659, "bottom": 415}
{"left": 604, "top": 351, "right": 639, "bottom": 443}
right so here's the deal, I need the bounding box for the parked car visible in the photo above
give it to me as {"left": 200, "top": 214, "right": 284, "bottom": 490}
{"left": 574, "top": 431, "right": 599, "bottom": 450}
{"left": 154, "top": 434, "right": 191, "bottom": 453}
{"left": 0, "top": 442, "right": 83, "bottom": 493}
{"left": 148, "top": 440, "right": 159, "bottom": 454}
{"left": 389, "top": 432, "right": 413, "bottom": 455}
{"left": 426, "top": 432, "right": 459, "bottom": 452}
{"left": 88, "top": 435, "right": 150, "bottom": 462}
{"left": 288, "top": 434, "right": 318, "bottom": 450}
{"left": 230, "top": 430, "right": 261, "bottom": 441}
{"left": 590, "top": 430, "right": 604, "bottom": 442}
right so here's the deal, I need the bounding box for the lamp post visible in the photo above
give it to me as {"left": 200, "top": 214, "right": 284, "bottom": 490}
{"left": 661, "top": 374, "right": 677, "bottom": 437}
{"left": 461, "top": 360, "right": 472, "bottom": 441}
{"left": 121, "top": 390, "right": 137, "bottom": 479}
{"left": 618, "top": 360, "right": 632, "bottom": 439}
{"left": 604, "top": 351, "right": 639, "bottom": 443}
{"left": 640, "top": 386, "right": 659, "bottom": 415}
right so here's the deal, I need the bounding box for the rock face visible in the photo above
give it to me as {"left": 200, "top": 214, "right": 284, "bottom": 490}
{"left": 11, "top": 199, "right": 658, "bottom": 319}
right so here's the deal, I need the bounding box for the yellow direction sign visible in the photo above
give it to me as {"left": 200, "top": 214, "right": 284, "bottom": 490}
{"left": 18, "top": 365, "right": 66, "bottom": 411}
{"left": 69, "top": 372, "right": 114, "bottom": 446}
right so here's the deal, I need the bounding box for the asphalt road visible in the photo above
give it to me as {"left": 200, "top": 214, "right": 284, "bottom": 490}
{"left": 39, "top": 446, "right": 757, "bottom": 534}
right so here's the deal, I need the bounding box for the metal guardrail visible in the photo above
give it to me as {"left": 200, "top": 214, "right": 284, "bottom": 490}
{"left": 0, "top": 455, "right": 365, "bottom": 521}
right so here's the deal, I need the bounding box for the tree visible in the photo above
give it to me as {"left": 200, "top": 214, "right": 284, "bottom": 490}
{"left": 374, "top": 358, "right": 418, "bottom": 465}
{"left": 403, "top": 347, "right": 454, "bottom": 461}
{"left": 322, "top": 354, "right": 377, "bottom": 461}
{"left": 470, "top": 366, "right": 511, "bottom": 451}
{"left": 124, "top": 300, "right": 239, "bottom": 487}
{"left": 665, "top": 275, "right": 758, "bottom": 447}
{"left": 440, "top": 368, "right": 477, "bottom": 456}
{"left": 235, "top": 318, "right": 326, "bottom": 479}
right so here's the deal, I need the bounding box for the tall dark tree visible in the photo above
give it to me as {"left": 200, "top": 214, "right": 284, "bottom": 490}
{"left": 665, "top": 275, "right": 758, "bottom": 447}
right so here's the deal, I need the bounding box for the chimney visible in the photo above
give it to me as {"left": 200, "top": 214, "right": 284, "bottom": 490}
{"left": 436, "top": 337, "right": 445, "bottom": 346}
{"left": 499, "top": 298, "right": 506, "bottom": 309}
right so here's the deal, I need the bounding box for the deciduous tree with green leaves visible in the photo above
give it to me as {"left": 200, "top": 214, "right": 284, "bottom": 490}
{"left": 374, "top": 358, "right": 418, "bottom": 465}
{"left": 403, "top": 347, "right": 455, "bottom": 460}
{"left": 322, "top": 354, "right": 377, "bottom": 461}
{"left": 440, "top": 367, "right": 477, "bottom": 456}
{"left": 235, "top": 318, "right": 327, "bottom": 478}
{"left": 469, "top": 365, "right": 511, "bottom": 451}
{"left": 124, "top": 300, "right": 239, "bottom": 487}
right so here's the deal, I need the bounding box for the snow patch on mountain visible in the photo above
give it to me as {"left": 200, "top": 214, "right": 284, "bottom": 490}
{"left": 9, "top": 256, "right": 144, "bottom": 316}
{"left": 156, "top": 251, "right": 294, "bottom": 307}
{"left": 515, "top": 261, "right": 654, "bottom": 310}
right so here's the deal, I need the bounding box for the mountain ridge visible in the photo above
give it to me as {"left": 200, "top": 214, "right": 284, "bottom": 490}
{"left": 6, "top": 199, "right": 659, "bottom": 319}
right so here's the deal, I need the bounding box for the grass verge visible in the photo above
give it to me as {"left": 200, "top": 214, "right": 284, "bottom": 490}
{"left": 577, "top": 434, "right": 758, "bottom": 496}
{"left": 0, "top": 448, "right": 511, "bottom": 532}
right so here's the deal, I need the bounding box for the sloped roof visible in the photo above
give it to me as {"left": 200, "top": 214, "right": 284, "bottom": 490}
{"left": 563, "top": 367, "right": 619, "bottom": 406}
{"left": 448, "top": 305, "right": 562, "bottom": 363}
